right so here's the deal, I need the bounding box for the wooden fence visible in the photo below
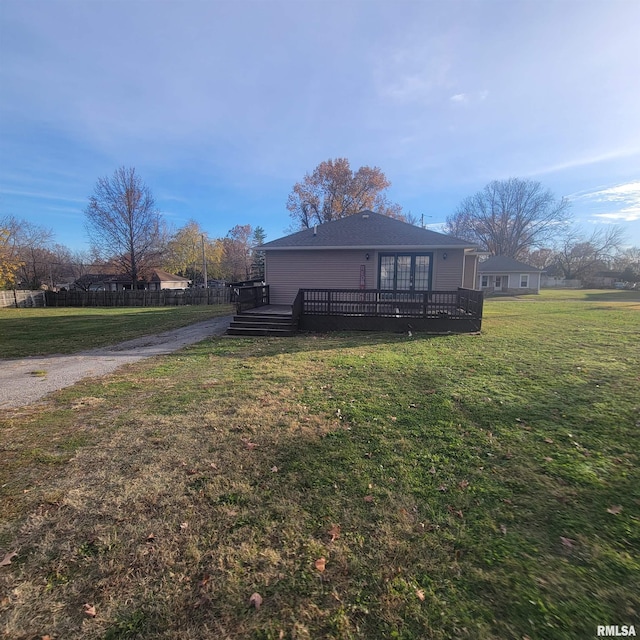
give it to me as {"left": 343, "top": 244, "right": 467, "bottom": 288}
{"left": 0, "top": 290, "right": 46, "bottom": 308}
{"left": 44, "top": 288, "right": 231, "bottom": 307}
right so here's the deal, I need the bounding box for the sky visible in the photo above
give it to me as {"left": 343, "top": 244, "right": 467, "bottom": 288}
{"left": 1, "top": 0, "right": 639, "bottom": 252}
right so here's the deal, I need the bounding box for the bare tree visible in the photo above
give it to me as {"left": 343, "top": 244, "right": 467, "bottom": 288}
{"left": 287, "top": 158, "right": 405, "bottom": 229}
{"left": 446, "top": 178, "right": 571, "bottom": 258}
{"left": 85, "top": 167, "right": 164, "bottom": 287}
{"left": 554, "top": 226, "right": 626, "bottom": 280}
{"left": 222, "top": 224, "right": 253, "bottom": 281}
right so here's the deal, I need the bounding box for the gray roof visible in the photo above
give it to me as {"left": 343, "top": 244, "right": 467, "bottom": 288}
{"left": 478, "top": 256, "right": 543, "bottom": 272}
{"left": 259, "top": 211, "right": 477, "bottom": 250}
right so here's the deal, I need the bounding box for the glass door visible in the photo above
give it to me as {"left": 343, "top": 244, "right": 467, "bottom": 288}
{"left": 378, "top": 253, "right": 432, "bottom": 291}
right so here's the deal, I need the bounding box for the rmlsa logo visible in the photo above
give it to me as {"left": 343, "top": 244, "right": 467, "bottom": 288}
{"left": 597, "top": 626, "right": 637, "bottom": 637}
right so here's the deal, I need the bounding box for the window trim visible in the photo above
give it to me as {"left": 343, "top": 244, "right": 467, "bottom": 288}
{"left": 520, "top": 274, "right": 529, "bottom": 288}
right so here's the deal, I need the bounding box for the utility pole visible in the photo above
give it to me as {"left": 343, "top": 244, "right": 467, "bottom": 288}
{"left": 201, "top": 234, "right": 208, "bottom": 290}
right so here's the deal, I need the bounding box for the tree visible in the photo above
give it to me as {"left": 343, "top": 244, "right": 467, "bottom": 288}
{"left": 554, "top": 226, "right": 626, "bottom": 280}
{"left": 85, "top": 167, "right": 165, "bottom": 287}
{"left": 222, "top": 224, "right": 253, "bottom": 281}
{"left": 445, "top": 178, "right": 571, "bottom": 259}
{"left": 0, "top": 216, "right": 23, "bottom": 288}
{"left": 611, "top": 246, "right": 640, "bottom": 282}
{"left": 250, "top": 226, "right": 266, "bottom": 280}
{"left": 163, "top": 220, "right": 224, "bottom": 284}
{"left": 286, "top": 158, "right": 405, "bottom": 229}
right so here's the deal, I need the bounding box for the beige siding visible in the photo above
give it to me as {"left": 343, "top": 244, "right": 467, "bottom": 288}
{"left": 265, "top": 248, "right": 468, "bottom": 305}
{"left": 462, "top": 254, "right": 478, "bottom": 289}
{"left": 432, "top": 249, "right": 464, "bottom": 290}
{"left": 266, "top": 250, "right": 375, "bottom": 305}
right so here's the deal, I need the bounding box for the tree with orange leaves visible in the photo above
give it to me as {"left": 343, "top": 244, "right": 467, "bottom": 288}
{"left": 286, "top": 158, "right": 407, "bottom": 229}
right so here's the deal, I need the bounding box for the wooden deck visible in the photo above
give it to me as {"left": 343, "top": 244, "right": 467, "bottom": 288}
{"left": 230, "top": 287, "right": 483, "bottom": 334}
{"left": 243, "top": 305, "right": 292, "bottom": 316}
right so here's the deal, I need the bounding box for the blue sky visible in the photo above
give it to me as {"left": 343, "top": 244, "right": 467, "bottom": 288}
{"left": 1, "top": 0, "right": 639, "bottom": 251}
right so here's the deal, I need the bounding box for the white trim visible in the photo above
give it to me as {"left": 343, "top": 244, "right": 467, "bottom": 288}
{"left": 261, "top": 244, "right": 474, "bottom": 251}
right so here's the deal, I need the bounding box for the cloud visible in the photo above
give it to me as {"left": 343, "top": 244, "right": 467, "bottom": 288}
{"left": 449, "top": 90, "right": 488, "bottom": 106}
{"left": 450, "top": 93, "right": 468, "bottom": 104}
{"left": 530, "top": 149, "right": 640, "bottom": 176}
{"left": 571, "top": 180, "right": 640, "bottom": 223}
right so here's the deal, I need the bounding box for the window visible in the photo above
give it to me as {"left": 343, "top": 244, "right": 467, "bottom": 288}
{"left": 520, "top": 274, "right": 529, "bottom": 288}
{"left": 481, "top": 275, "right": 489, "bottom": 287}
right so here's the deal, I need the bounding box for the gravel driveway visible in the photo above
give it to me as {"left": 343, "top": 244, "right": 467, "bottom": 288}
{"left": 0, "top": 315, "right": 232, "bottom": 410}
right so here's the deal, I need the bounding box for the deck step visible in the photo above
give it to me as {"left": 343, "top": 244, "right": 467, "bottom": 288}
{"left": 226, "top": 327, "right": 296, "bottom": 337}
{"left": 227, "top": 311, "right": 297, "bottom": 337}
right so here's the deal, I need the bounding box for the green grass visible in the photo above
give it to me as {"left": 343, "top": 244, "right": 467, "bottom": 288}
{"left": 0, "top": 290, "right": 638, "bottom": 639}
{"left": 0, "top": 304, "right": 233, "bottom": 358}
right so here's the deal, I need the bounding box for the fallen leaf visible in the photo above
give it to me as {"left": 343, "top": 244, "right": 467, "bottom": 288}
{"left": 458, "top": 479, "right": 469, "bottom": 489}
{"left": 363, "top": 495, "right": 374, "bottom": 503}
{"left": 0, "top": 550, "right": 17, "bottom": 567}
{"left": 500, "top": 524, "right": 507, "bottom": 535}
{"left": 416, "top": 588, "right": 426, "bottom": 601}
{"left": 560, "top": 536, "right": 575, "bottom": 549}
{"left": 328, "top": 524, "right": 341, "bottom": 542}
{"left": 42, "top": 636, "right": 52, "bottom": 640}
{"left": 193, "top": 595, "right": 211, "bottom": 609}
{"left": 543, "top": 457, "right": 553, "bottom": 462}
{"left": 390, "top": 416, "right": 397, "bottom": 422}
{"left": 437, "top": 485, "right": 447, "bottom": 492}
{"left": 180, "top": 522, "right": 189, "bottom": 530}
{"left": 271, "top": 466, "right": 279, "bottom": 473}
{"left": 199, "top": 574, "right": 211, "bottom": 588}
{"left": 83, "top": 603, "right": 96, "bottom": 617}
{"left": 429, "top": 466, "right": 436, "bottom": 475}
{"left": 607, "top": 505, "right": 623, "bottom": 515}
{"left": 186, "top": 469, "right": 197, "bottom": 475}
{"left": 544, "top": 438, "right": 554, "bottom": 444}
{"left": 145, "top": 533, "right": 156, "bottom": 543}
{"left": 244, "top": 441, "right": 259, "bottom": 450}
{"left": 249, "top": 592, "right": 263, "bottom": 610}
{"left": 314, "top": 557, "right": 326, "bottom": 572}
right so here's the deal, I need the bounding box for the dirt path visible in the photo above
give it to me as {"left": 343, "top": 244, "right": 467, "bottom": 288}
{"left": 0, "top": 315, "right": 232, "bottom": 410}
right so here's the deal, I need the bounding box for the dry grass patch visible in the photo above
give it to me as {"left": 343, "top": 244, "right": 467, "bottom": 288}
{"left": 1, "top": 291, "right": 638, "bottom": 639}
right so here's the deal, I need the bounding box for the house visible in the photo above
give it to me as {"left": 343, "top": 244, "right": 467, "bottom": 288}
{"left": 146, "top": 269, "right": 190, "bottom": 290}
{"left": 227, "top": 211, "right": 484, "bottom": 335}
{"left": 258, "top": 211, "right": 482, "bottom": 305}
{"left": 477, "top": 256, "right": 543, "bottom": 294}
{"left": 72, "top": 269, "right": 189, "bottom": 291}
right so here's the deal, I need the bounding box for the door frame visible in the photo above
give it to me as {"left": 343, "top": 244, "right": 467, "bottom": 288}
{"left": 377, "top": 252, "right": 433, "bottom": 291}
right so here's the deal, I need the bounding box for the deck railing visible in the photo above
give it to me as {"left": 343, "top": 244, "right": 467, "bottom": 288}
{"left": 233, "top": 284, "right": 270, "bottom": 314}
{"left": 299, "top": 288, "right": 483, "bottom": 319}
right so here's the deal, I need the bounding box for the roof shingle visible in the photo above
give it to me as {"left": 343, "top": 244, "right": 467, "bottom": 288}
{"left": 259, "top": 211, "right": 477, "bottom": 250}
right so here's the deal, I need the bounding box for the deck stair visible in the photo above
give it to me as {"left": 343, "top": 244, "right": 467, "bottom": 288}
{"left": 226, "top": 312, "right": 297, "bottom": 337}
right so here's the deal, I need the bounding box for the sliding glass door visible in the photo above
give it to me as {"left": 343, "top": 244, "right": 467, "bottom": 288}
{"left": 378, "top": 253, "right": 432, "bottom": 291}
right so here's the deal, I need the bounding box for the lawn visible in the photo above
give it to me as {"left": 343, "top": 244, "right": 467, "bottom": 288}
{"left": 0, "top": 304, "right": 234, "bottom": 358}
{"left": 0, "top": 290, "right": 638, "bottom": 639}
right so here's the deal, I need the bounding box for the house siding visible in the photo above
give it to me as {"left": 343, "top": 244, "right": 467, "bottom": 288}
{"left": 462, "top": 253, "right": 478, "bottom": 289}
{"left": 432, "top": 249, "right": 465, "bottom": 290}
{"left": 266, "top": 250, "right": 375, "bottom": 305}
{"left": 266, "top": 247, "right": 468, "bottom": 305}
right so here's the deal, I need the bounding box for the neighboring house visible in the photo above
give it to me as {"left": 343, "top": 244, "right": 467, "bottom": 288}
{"left": 72, "top": 269, "right": 190, "bottom": 291}
{"left": 477, "top": 256, "right": 543, "bottom": 294}
{"left": 258, "top": 210, "right": 482, "bottom": 305}
{"left": 147, "top": 269, "right": 190, "bottom": 290}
